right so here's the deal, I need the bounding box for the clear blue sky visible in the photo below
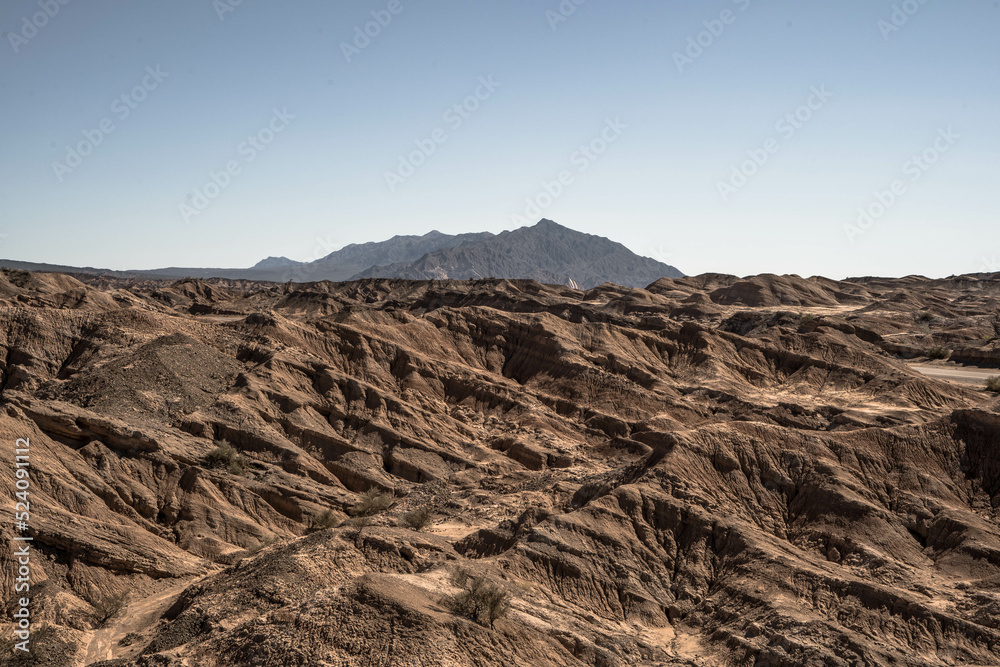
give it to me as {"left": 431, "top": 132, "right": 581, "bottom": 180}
{"left": 1, "top": 0, "right": 997, "bottom": 278}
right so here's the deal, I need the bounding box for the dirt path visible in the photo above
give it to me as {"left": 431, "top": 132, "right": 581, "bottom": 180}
{"left": 79, "top": 577, "right": 198, "bottom": 666}
{"left": 196, "top": 314, "right": 245, "bottom": 323}
{"left": 909, "top": 362, "right": 998, "bottom": 386}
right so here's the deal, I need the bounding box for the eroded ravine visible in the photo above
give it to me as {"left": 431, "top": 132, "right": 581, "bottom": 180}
{"left": 1, "top": 270, "right": 999, "bottom": 665}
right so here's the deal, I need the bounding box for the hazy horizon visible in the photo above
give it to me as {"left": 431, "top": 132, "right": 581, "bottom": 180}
{"left": 2, "top": 216, "right": 998, "bottom": 283}
{"left": 2, "top": 1, "right": 998, "bottom": 279}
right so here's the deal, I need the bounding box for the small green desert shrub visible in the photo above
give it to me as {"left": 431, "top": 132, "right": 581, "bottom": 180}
{"left": 342, "top": 488, "right": 393, "bottom": 546}
{"left": 350, "top": 488, "right": 394, "bottom": 518}
{"left": 986, "top": 376, "right": 1000, "bottom": 393}
{"left": 345, "top": 513, "right": 373, "bottom": 547}
{"left": 345, "top": 514, "right": 372, "bottom": 530}
{"left": 311, "top": 509, "right": 339, "bottom": 531}
{"left": 445, "top": 568, "right": 510, "bottom": 628}
{"left": 400, "top": 504, "right": 435, "bottom": 531}
{"left": 92, "top": 591, "right": 128, "bottom": 624}
{"left": 206, "top": 439, "right": 248, "bottom": 474}
{"left": 927, "top": 347, "right": 951, "bottom": 360}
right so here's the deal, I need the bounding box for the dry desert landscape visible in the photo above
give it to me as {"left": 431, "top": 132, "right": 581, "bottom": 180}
{"left": 2, "top": 268, "right": 1000, "bottom": 666}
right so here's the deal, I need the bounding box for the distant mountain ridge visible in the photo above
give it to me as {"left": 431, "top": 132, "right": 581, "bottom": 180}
{"left": 303, "top": 230, "right": 495, "bottom": 282}
{"left": 0, "top": 220, "right": 683, "bottom": 288}
{"left": 352, "top": 220, "right": 683, "bottom": 289}
{"left": 251, "top": 256, "right": 303, "bottom": 270}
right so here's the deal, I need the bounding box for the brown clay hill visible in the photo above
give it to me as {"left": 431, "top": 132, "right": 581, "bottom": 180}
{"left": 651, "top": 273, "right": 873, "bottom": 309}
{"left": 2, "top": 268, "right": 1000, "bottom": 666}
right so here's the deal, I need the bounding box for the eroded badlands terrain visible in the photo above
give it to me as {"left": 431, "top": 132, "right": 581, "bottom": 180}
{"left": 2, "top": 268, "right": 1000, "bottom": 666}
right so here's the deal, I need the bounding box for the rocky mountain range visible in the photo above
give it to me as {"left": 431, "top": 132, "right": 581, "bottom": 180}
{"left": 0, "top": 221, "right": 681, "bottom": 289}
{"left": 2, "top": 267, "right": 1000, "bottom": 665}
{"left": 353, "top": 219, "right": 683, "bottom": 288}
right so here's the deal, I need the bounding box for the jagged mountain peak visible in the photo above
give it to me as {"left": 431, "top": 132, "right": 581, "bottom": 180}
{"left": 352, "top": 219, "right": 683, "bottom": 289}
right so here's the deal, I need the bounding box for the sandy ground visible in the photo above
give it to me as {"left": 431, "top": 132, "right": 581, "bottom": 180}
{"left": 909, "top": 362, "right": 998, "bottom": 386}
{"left": 195, "top": 314, "right": 245, "bottom": 323}
{"left": 79, "top": 577, "right": 200, "bottom": 666}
